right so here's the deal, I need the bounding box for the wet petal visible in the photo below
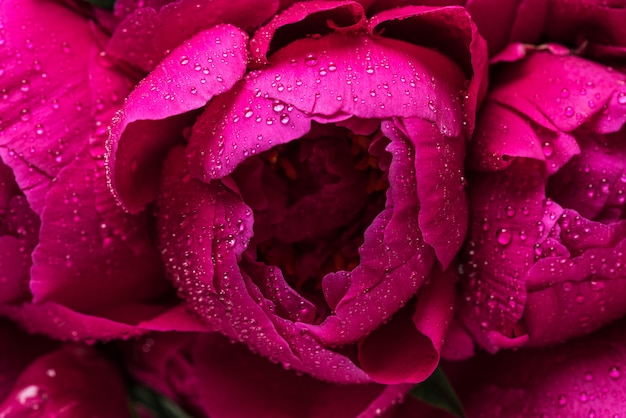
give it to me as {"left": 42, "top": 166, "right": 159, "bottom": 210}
{"left": 0, "top": 0, "right": 96, "bottom": 213}
{"left": 186, "top": 83, "right": 315, "bottom": 182}
{"left": 368, "top": 5, "right": 488, "bottom": 133}
{"left": 358, "top": 267, "right": 455, "bottom": 384}
{"left": 489, "top": 51, "right": 626, "bottom": 133}
{"left": 396, "top": 117, "right": 467, "bottom": 267}
{"left": 449, "top": 319, "right": 626, "bottom": 417}
{"left": 108, "top": 0, "right": 277, "bottom": 72}
{"left": 193, "top": 333, "right": 411, "bottom": 418}
{"left": 245, "top": 32, "right": 466, "bottom": 133}
{"left": 30, "top": 150, "right": 166, "bottom": 314}
{"left": 469, "top": 101, "right": 581, "bottom": 174}
{"left": 106, "top": 24, "right": 248, "bottom": 212}
{"left": 250, "top": 0, "right": 366, "bottom": 66}
{"left": 459, "top": 160, "right": 546, "bottom": 352}
{"left": 0, "top": 345, "right": 129, "bottom": 417}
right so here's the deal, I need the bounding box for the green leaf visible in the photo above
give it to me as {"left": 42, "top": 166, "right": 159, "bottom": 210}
{"left": 84, "top": 0, "right": 115, "bottom": 10}
{"left": 128, "top": 382, "right": 194, "bottom": 418}
{"left": 410, "top": 367, "right": 465, "bottom": 418}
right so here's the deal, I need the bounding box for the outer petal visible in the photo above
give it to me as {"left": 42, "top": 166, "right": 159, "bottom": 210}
{"left": 105, "top": 24, "right": 248, "bottom": 212}
{"left": 0, "top": 345, "right": 129, "bottom": 417}
{"left": 368, "top": 5, "right": 488, "bottom": 134}
{"left": 249, "top": 0, "right": 367, "bottom": 66}
{"left": 30, "top": 149, "right": 166, "bottom": 314}
{"left": 245, "top": 32, "right": 466, "bottom": 132}
{"left": 358, "top": 266, "right": 456, "bottom": 384}
{"left": 107, "top": 0, "right": 278, "bottom": 72}
{"left": 447, "top": 319, "right": 626, "bottom": 417}
{"left": 466, "top": 0, "right": 547, "bottom": 55}
{"left": 489, "top": 51, "right": 626, "bottom": 133}
{"left": 126, "top": 332, "right": 413, "bottom": 418}
{"left": 0, "top": 0, "right": 96, "bottom": 213}
{"left": 0, "top": 301, "right": 210, "bottom": 341}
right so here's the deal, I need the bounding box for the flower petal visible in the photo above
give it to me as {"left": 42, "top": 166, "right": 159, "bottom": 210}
{"left": 107, "top": 0, "right": 277, "bottom": 72}
{"left": 396, "top": 117, "right": 467, "bottom": 267}
{"left": 106, "top": 24, "right": 248, "bottom": 212}
{"left": 358, "top": 266, "right": 455, "bottom": 384}
{"left": 0, "top": 0, "right": 97, "bottom": 213}
{"left": 0, "top": 345, "right": 129, "bottom": 417}
{"left": 249, "top": 0, "right": 366, "bottom": 66}
{"left": 245, "top": 32, "right": 466, "bottom": 133}
{"left": 489, "top": 51, "right": 626, "bottom": 133}
{"left": 30, "top": 150, "right": 166, "bottom": 314}
{"left": 368, "top": 5, "right": 488, "bottom": 134}
{"left": 159, "top": 146, "right": 371, "bottom": 383}
{"left": 193, "top": 333, "right": 412, "bottom": 418}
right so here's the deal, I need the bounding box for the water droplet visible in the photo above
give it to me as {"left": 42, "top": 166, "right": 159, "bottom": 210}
{"left": 272, "top": 101, "right": 285, "bottom": 112}
{"left": 280, "top": 114, "right": 290, "bottom": 124}
{"left": 243, "top": 108, "right": 253, "bottom": 118}
{"left": 328, "top": 62, "right": 337, "bottom": 72}
{"left": 564, "top": 106, "right": 575, "bottom": 117}
{"left": 496, "top": 228, "right": 512, "bottom": 246}
{"left": 20, "top": 108, "right": 31, "bottom": 122}
{"left": 20, "top": 80, "right": 30, "bottom": 92}
{"left": 557, "top": 394, "right": 568, "bottom": 406}
{"left": 542, "top": 142, "right": 554, "bottom": 157}
{"left": 561, "top": 88, "right": 570, "bottom": 98}
{"left": 304, "top": 54, "right": 318, "bottom": 67}
{"left": 609, "top": 366, "right": 621, "bottom": 379}
{"left": 505, "top": 205, "right": 516, "bottom": 217}
{"left": 579, "top": 392, "right": 589, "bottom": 403}
{"left": 179, "top": 56, "right": 189, "bottom": 65}
{"left": 190, "top": 86, "right": 197, "bottom": 94}
{"left": 617, "top": 92, "right": 626, "bottom": 105}
{"left": 34, "top": 124, "right": 45, "bottom": 135}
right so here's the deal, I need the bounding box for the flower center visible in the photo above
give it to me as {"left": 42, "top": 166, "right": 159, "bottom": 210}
{"left": 232, "top": 124, "right": 388, "bottom": 305}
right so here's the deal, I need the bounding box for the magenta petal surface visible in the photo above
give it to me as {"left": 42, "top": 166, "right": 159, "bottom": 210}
{"left": 245, "top": 32, "right": 466, "bottom": 132}
{"left": 489, "top": 51, "right": 626, "bottom": 133}
{"left": 0, "top": 345, "right": 129, "bottom": 418}
{"left": 193, "top": 333, "right": 412, "bottom": 418}
{"left": 368, "top": 5, "right": 488, "bottom": 134}
{"left": 30, "top": 150, "right": 166, "bottom": 314}
{"left": 108, "top": 0, "right": 277, "bottom": 72}
{"left": 448, "top": 319, "right": 626, "bottom": 417}
{"left": 106, "top": 24, "right": 248, "bottom": 212}
{"left": 250, "top": 0, "right": 367, "bottom": 66}
{"left": 0, "top": 0, "right": 96, "bottom": 213}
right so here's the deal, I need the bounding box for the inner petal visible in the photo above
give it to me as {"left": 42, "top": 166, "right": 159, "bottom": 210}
{"left": 231, "top": 123, "right": 388, "bottom": 316}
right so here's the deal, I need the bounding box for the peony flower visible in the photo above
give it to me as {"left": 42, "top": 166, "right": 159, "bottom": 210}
{"left": 105, "top": 0, "right": 488, "bottom": 384}
{"left": 0, "top": 318, "right": 130, "bottom": 417}
{"left": 458, "top": 44, "right": 626, "bottom": 352}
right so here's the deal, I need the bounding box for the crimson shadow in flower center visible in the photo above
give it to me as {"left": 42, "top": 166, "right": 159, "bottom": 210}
{"left": 231, "top": 124, "right": 388, "bottom": 322}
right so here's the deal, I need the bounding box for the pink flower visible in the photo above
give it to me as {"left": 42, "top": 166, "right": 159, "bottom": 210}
{"left": 104, "top": 0, "right": 489, "bottom": 384}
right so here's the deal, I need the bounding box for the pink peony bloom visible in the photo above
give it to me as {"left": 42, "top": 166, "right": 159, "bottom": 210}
{"left": 105, "top": 0, "right": 489, "bottom": 384}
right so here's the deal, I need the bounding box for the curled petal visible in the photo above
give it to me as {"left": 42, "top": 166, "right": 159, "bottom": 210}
{"left": 106, "top": 24, "right": 248, "bottom": 212}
